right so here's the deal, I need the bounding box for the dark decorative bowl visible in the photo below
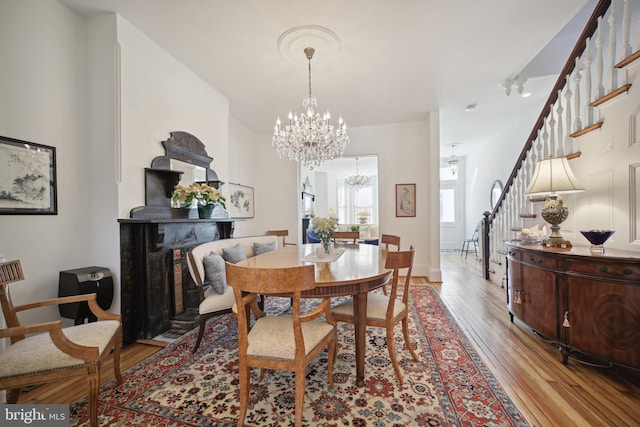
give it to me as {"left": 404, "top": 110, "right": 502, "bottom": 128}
{"left": 580, "top": 230, "right": 615, "bottom": 245}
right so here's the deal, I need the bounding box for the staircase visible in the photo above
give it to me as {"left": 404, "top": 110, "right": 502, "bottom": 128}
{"left": 482, "top": 0, "right": 640, "bottom": 281}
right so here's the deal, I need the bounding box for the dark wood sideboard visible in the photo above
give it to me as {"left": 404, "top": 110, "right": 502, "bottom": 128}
{"left": 505, "top": 242, "right": 640, "bottom": 369}
{"left": 119, "top": 218, "right": 234, "bottom": 345}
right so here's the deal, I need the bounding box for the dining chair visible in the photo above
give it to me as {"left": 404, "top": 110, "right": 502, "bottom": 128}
{"left": 187, "top": 249, "right": 236, "bottom": 353}
{"left": 0, "top": 260, "right": 122, "bottom": 427}
{"left": 380, "top": 233, "right": 401, "bottom": 251}
{"left": 265, "top": 229, "right": 294, "bottom": 247}
{"left": 379, "top": 234, "right": 401, "bottom": 294}
{"left": 331, "top": 246, "right": 419, "bottom": 385}
{"left": 333, "top": 231, "right": 359, "bottom": 244}
{"left": 226, "top": 262, "right": 337, "bottom": 427}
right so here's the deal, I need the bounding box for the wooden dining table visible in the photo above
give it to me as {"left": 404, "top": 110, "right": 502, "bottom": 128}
{"left": 236, "top": 242, "right": 391, "bottom": 387}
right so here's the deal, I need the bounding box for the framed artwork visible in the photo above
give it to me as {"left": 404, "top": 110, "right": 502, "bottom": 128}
{"left": 396, "top": 183, "right": 415, "bottom": 217}
{"left": 227, "top": 183, "right": 254, "bottom": 218}
{"left": 0, "top": 136, "right": 57, "bottom": 215}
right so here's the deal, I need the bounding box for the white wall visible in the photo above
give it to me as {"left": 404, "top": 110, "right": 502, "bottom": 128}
{"left": 0, "top": 2, "right": 232, "bottom": 327}
{"left": 0, "top": 0, "right": 93, "bottom": 326}
{"left": 228, "top": 117, "right": 299, "bottom": 239}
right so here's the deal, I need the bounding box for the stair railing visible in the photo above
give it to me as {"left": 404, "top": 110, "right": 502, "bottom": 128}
{"left": 482, "top": 0, "right": 640, "bottom": 279}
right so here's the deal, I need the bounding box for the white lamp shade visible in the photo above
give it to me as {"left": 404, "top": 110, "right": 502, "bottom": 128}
{"left": 526, "top": 157, "right": 584, "bottom": 196}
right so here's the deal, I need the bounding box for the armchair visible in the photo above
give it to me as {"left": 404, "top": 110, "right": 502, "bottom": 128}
{"left": 0, "top": 260, "right": 122, "bottom": 427}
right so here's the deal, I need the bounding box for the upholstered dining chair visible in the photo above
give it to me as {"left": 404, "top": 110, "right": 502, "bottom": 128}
{"left": 332, "top": 246, "right": 419, "bottom": 385}
{"left": 187, "top": 248, "right": 236, "bottom": 353}
{"left": 226, "top": 262, "right": 337, "bottom": 427}
{"left": 333, "top": 231, "right": 359, "bottom": 244}
{"left": 0, "top": 260, "right": 122, "bottom": 427}
{"left": 380, "top": 233, "right": 401, "bottom": 251}
{"left": 265, "top": 229, "right": 295, "bottom": 247}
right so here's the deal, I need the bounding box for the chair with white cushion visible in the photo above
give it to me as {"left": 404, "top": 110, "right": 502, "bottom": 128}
{"left": 0, "top": 260, "right": 122, "bottom": 427}
{"left": 332, "top": 246, "right": 419, "bottom": 384}
{"left": 226, "top": 262, "right": 337, "bottom": 427}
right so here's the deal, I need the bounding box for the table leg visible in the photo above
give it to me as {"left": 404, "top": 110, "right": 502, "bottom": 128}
{"left": 353, "top": 292, "right": 367, "bottom": 387}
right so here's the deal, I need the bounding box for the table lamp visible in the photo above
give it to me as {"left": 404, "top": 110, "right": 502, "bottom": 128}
{"left": 525, "top": 157, "right": 584, "bottom": 248}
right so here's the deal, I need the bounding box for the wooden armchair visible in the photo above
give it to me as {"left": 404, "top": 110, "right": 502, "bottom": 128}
{"left": 226, "top": 262, "right": 336, "bottom": 427}
{"left": 332, "top": 246, "right": 419, "bottom": 384}
{"left": 265, "top": 229, "right": 295, "bottom": 247}
{"left": 0, "top": 260, "right": 122, "bottom": 427}
{"left": 333, "top": 231, "right": 359, "bottom": 244}
{"left": 380, "top": 233, "right": 401, "bottom": 250}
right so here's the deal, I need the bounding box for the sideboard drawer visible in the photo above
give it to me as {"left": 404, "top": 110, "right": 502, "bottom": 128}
{"left": 521, "top": 252, "right": 557, "bottom": 269}
{"left": 507, "top": 248, "right": 522, "bottom": 261}
{"left": 566, "top": 260, "right": 640, "bottom": 281}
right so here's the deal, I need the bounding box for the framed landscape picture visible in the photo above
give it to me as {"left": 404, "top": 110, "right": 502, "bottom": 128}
{"left": 396, "top": 183, "right": 415, "bottom": 217}
{"left": 227, "top": 183, "right": 254, "bottom": 218}
{"left": 0, "top": 136, "right": 57, "bottom": 215}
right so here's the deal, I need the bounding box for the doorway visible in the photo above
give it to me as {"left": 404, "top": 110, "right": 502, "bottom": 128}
{"left": 440, "top": 159, "right": 464, "bottom": 251}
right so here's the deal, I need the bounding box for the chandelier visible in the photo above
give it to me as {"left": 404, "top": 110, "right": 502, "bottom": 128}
{"left": 345, "top": 157, "right": 371, "bottom": 186}
{"left": 272, "top": 47, "right": 349, "bottom": 170}
{"left": 448, "top": 144, "right": 460, "bottom": 176}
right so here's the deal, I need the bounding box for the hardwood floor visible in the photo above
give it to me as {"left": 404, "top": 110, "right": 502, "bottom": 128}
{"left": 18, "top": 252, "right": 640, "bottom": 426}
{"left": 436, "top": 252, "right": 640, "bottom": 427}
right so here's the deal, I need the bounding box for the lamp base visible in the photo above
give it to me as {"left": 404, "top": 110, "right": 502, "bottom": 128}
{"left": 542, "top": 224, "right": 572, "bottom": 248}
{"left": 542, "top": 236, "right": 572, "bottom": 249}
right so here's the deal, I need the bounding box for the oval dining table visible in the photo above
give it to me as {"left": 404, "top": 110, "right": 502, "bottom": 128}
{"left": 236, "top": 242, "right": 391, "bottom": 387}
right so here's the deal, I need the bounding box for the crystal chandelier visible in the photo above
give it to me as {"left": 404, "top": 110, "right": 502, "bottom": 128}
{"left": 448, "top": 144, "right": 459, "bottom": 176}
{"left": 273, "top": 47, "right": 349, "bottom": 170}
{"left": 345, "top": 157, "right": 371, "bottom": 186}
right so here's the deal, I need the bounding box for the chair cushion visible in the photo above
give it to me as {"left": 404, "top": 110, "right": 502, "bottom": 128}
{"left": 203, "top": 251, "right": 228, "bottom": 294}
{"left": 247, "top": 316, "right": 334, "bottom": 360}
{"left": 253, "top": 241, "right": 277, "bottom": 256}
{"left": 221, "top": 243, "right": 248, "bottom": 264}
{"left": 0, "top": 320, "right": 120, "bottom": 379}
{"left": 332, "top": 293, "right": 405, "bottom": 321}
{"left": 200, "top": 285, "right": 236, "bottom": 315}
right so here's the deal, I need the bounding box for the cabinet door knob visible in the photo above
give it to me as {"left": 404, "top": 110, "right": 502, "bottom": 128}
{"left": 624, "top": 268, "right": 633, "bottom": 275}
{"left": 599, "top": 266, "right": 608, "bottom": 273}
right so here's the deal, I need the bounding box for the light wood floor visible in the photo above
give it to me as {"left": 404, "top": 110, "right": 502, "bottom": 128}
{"left": 18, "top": 252, "right": 640, "bottom": 426}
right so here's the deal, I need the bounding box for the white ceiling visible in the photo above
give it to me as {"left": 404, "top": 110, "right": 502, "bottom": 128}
{"left": 58, "top": 0, "right": 594, "bottom": 156}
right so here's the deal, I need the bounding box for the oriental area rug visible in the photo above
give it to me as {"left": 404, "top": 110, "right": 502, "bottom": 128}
{"left": 70, "top": 285, "right": 529, "bottom": 426}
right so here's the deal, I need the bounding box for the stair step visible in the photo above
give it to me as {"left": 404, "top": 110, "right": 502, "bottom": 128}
{"left": 511, "top": 227, "right": 523, "bottom": 232}
{"left": 519, "top": 213, "right": 537, "bottom": 218}
{"left": 528, "top": 196, "right": 546, "bottom": 203}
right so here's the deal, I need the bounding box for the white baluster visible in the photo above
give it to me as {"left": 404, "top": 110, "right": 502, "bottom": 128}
{"left": 556, "top": 90, "right": 564, "bottom": 157}
{"left": 564, "top": 76, "right": 573, "bottom": 154}
{"left": 549, "top": 108, "right": 556, "bottom": 157}
{"left": 574, "top": 57, "right": 582, "bottom": 133}
{"left": 608, "top": 6, "right": 617, "bottom": 91}
{"left": 595, "top": 16, "right": 605, "bottom": 100}
{"left": 622, "top": 0, "right": 632, "bottom": 59}
{"left": 584, "top": 37, "right": 594, "bottom": 125}
{"left": 542, "top": 119, "right": 549, "bottom": 159}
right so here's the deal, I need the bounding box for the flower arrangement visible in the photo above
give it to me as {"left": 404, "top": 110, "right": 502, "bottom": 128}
{"left": 172, "top": 183, "right": 226, "bottom": 208}
{"left": 312, "top": 217, "right": 338, "bottom": 254}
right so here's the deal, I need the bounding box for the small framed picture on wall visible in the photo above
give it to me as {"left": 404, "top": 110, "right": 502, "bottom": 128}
{"left": 395, "top": 183, "right": 415, "bottom": 217}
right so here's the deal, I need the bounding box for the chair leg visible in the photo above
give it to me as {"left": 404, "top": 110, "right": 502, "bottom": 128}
{"left": 237, "top": 364, "right": 249, "bottom": 427}
{"left": 294, "top": 369, "right": 306, "bottom": 427}
{"left": 386, "top": 325, "right": 403, "bottom": 385}
{"left": 6, "top": 388, "right": 20, "bottom": 403}
{"left": 192, "top": 317, "right": 207, "bottom": 353}
{"left": 327, "top": 335, "right": 336, "bottom": 388}
{"left": 402, "top": 317, "right": 419, "bottom": 361}
{"left": 114, "top": 333, "right": 123, "bottom": 385}
{"left": 87, "top": 366, "right": 100, "bottom": 427}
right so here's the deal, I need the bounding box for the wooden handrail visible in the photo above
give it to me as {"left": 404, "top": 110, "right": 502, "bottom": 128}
{"left": 482, "top": 0, "right": 611, "bottom": 279}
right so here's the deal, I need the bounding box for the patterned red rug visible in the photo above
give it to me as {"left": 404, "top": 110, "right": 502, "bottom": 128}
{"left": 70, "top": 285, "right": 529, "bottom": 426}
